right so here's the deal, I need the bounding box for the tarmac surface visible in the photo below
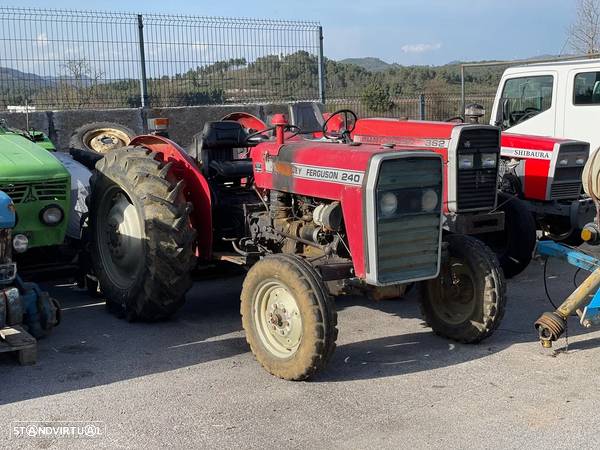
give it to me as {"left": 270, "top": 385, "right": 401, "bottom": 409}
{"left": 2, "top": 251, "right": 600, "bottom": 449}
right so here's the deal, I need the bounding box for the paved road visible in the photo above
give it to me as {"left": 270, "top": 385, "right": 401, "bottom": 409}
{"left": 2, "top": 255, "right": 600, "bottom": 449}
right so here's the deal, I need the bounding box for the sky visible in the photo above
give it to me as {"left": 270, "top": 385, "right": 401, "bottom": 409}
{"left": 14, "top": 0, "right": 577, "bottom": 66}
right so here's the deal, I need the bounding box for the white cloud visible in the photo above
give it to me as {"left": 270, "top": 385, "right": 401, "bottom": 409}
{"left": 36, "top": 32, "right": 48, "bottom": 47}
{"left": 400, "top": 43, "right": 442, "bottom": 54}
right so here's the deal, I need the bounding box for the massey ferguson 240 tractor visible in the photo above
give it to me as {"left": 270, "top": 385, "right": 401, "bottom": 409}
{"left": 88, "top": 111, "right": 506, "bottom": 380}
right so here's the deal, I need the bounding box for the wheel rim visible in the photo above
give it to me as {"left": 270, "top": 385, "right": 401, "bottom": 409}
{"left": 97, "top": 190, "right": 144, "bottom": 290}
{"left": 84, "top": 128, "right": 131, "bottom": 154}
{"left": 253, "top": 279, "right": 303, "bottom": 359}
{"left": 431, "top": 258, "right": 477, "bottom": 325}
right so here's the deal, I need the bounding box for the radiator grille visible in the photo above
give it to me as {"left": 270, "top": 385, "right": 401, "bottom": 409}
{"left": 375, "top": 157, "right": 442, "bottom": 284}
{"left": 550, "top": 182, "right": 582, "bottom": 199}
{"left": 0, "top": 179, "right": 69, "bottom": 204}
{"left": 456, "top": 128, "right": 499, "bottom": 211}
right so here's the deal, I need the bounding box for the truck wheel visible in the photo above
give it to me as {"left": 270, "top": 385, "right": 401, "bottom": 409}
{"left": 89, "top": 146, "right": 196, "bottom": 320}
{"left": 479, "top": 192, "right": 536, "bottom": 278}
{"left": 70, "top": 122, "right": 135, "bottom": 155}
{"left": 420, "top": 234, "right": 506, "bottom": 344}
{"left": 241, "top": 254, "right": 338, "bottom": 380}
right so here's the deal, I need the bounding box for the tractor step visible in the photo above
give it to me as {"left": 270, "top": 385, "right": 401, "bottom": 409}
{"left": 0, "top": 325, "right": 37, "bottom": 365}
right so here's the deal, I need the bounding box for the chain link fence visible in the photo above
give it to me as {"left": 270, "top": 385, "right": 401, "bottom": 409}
{"left": 0, "top": 7, "right": 323, "bottom": 110}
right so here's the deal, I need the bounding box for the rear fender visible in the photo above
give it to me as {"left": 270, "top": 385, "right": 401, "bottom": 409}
{"left": 130, "top": 135, "right": 212, "bottom": 259}
{"left": 221, "top": 112, "right": 268, "bottom": 132}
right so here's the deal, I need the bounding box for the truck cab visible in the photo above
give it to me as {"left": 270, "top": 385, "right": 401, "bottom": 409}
{"left": 491, "top": 58, "right": 600, "bottom": 150}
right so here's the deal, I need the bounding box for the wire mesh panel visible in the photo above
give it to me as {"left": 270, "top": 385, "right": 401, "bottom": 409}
{"left": 0, "top": 7, "right": 322, "bottom": 110}
{"left": 0, "top": 8, "right": 140, "bottom": 110}
{"left": 142, "top": 15, "right": 322, "bottom": 107}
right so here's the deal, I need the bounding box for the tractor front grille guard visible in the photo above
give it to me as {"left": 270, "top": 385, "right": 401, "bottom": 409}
{"left": 456, "top": 128, "right": 500, "bottom": 211}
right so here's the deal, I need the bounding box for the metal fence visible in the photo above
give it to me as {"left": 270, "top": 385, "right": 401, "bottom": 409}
{"left": 0, "top": 7, "right": 323, "bottom": 110}
{"left": 327, "top": 93, "right": 497, "bottom": 122}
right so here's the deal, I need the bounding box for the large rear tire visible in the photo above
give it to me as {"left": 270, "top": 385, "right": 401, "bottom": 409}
{"left": 241, "top": 254, "right": 338, "bottom": 380}
{"left": 420, "top": 234, "right": 506, "bottom": 344}
{"left": 479, "top": 192, "right": 536, "bottom": 278}
{"left": 89, "top": 146, "right": 196, "bottom": 320}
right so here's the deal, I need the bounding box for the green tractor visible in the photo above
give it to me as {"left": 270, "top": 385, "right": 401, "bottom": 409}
{"left": 0, "top": 121, "right": 92, "bottom": 278}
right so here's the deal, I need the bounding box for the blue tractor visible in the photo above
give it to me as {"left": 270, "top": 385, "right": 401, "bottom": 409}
{"left": 0, "top": 190, "right": 60, "bottom": 363}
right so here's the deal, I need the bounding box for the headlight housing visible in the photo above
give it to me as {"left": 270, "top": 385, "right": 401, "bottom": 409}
{"left": 421, "top": 189, "right": 439, "bottom": 212}
{"left": 481, "top": 153, "right": 497, "bottom": 168}
{"left": 40, "top": 205, "right": 64, "bottom": 226}
{"left": 13, "top": 234, "right": 29, "bottom": 253}
{"left": 458, "top": 154, "right": 474, "bottom": 169}
{"left": 558, "top": 158, "right": 569, "bottom": 166}
{"left": 379, "top": 192, "right": 398, "bottom": 217}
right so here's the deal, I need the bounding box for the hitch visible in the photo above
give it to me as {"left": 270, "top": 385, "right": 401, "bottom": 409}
{"left": 534, "top": 241, "right": 600, "bottom": 347}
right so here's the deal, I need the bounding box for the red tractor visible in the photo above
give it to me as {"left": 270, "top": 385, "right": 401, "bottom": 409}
{"left": 87, "top": 111, "right": 505, "bottom": 380}
{"left": 289, "top": 101, "right": 593, "bottom": 278}
{"left": 499, "top": 132, "right": 594, "bottom": 245}
{"left": 283, "top": 103, "right": 536, "bottom": 278}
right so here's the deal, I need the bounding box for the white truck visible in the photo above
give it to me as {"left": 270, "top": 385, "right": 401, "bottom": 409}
{"left": 490, "top": 57, "right": 600, "bottom": 150}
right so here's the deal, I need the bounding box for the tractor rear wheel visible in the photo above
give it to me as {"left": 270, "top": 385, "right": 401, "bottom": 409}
{"left": 420, "top": 234, "right": 506, "bottom": 344}
{"left": 89, "top": 146, "right": 196, "bottom": 320}
{"left": 241, "top": 254, "right": 338, "bottom": 380}
{"left": 479, "top": 192, "right": 537, "bottom": 278}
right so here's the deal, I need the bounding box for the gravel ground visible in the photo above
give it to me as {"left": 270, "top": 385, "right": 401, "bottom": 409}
{"left": 2, "top": 253, "right": 600, "bottom": 449}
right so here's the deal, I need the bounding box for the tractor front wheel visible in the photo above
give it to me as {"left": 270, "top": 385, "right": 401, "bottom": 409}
{"left": 420, "top": 234, "right": 506, "bottom": 343}
{"left": 241, "top": 254, "right": 338, "bottom": 380}
{"left": 89, "top": 146, "right": 196, "bottom": 320}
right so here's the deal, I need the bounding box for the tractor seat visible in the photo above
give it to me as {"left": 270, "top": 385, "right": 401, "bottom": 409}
{"left": 194, "top": 121, "right": 253, "bottom": 179}
{"left": 208, "top": 160, "right": 253, "bottom": 178}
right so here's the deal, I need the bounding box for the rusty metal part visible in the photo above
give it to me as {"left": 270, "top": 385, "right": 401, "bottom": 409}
{"left": 534, "top": 311, "right": 567, "bottom": 347}
{"left": 557, "top": 267, "right": 600, "bottom": 318}
{"left": 534, "top": 267, "right": 600, "bottom": 346}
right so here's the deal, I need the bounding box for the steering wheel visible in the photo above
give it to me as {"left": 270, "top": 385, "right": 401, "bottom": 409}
{"left": 322, "top": 109, "right": 358, "bottom": 143}
{"left": 510, "top": 107, "right": 541, "bottom": 126}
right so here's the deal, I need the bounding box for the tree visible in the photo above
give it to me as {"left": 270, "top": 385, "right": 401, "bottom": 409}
{"left": 361, "top": 82, "right": 393, "bottom": 113}
{"left": 568, "top": 0, "right": 600, "bottom": 55}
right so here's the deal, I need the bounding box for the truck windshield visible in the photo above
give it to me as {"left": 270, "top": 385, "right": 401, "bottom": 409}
{"left": 499, "top": 75, "right": 553, "bottom": 129}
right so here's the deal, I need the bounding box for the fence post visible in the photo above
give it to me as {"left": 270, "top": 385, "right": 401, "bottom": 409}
{"left": 460, "top": 64, "right": 465, "bottom": 118}
{"left": 317, "top": 26, "right": 325, "bottom": 105}
{"left": 419, "top": 94, "right": 425, "bottom": 120}
{"left": 137, "top": 14, "right": 149, "bottom": 108}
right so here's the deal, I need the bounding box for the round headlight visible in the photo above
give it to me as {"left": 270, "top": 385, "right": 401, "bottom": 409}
{"left": 422, "top": 189, "right": 439, "bottom": 212}
{"left": 379, "top": 192, "right": 398, "bottom": 217}
{"left": 40, "top": 205, "right": 64, "bottom": 225}
{"left": 13, "top": 234, "right": 29, "bottom": 253}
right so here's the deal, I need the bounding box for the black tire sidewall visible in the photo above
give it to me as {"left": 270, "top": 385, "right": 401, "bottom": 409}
{"left": 89, "top": 166, "right": 148, "bottom": 310}
{"left": 421, "top": 234, "right": 505, "bottom": 343}
{"left": 481, "top": 192, "right": 536, "bottom": 278}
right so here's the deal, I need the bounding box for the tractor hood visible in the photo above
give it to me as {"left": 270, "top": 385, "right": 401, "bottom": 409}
{"left": 0, "top": 132, "right": 69, "bottom": 181}
{"left": 251, "top": 140, "right": 396, "bottom": 197}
